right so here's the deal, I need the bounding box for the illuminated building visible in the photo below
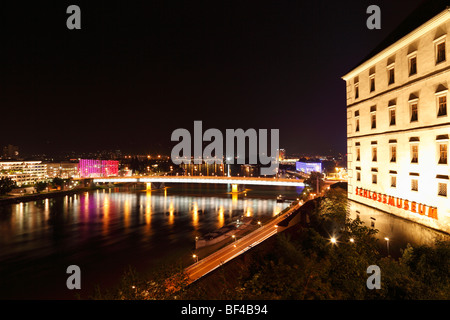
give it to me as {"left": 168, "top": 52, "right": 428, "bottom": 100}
{"left": 0, "top": 161, "right": 47, "bottom": 186}
{"left": 78, "top": 159, "right": 119, "bottom": 178}
{"left": 296, "top": 161, "right": 322, "bottom": 174}
{"left": 278, "top": 149, "right": 286, "bottom": 161}
{"left": 343, "top": 4, "right": 450, "bottom": 233}
{"left": 46, "top": 162, "right": 79, "bottom": 179}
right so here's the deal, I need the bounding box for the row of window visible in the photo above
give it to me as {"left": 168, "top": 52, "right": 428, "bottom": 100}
{"left": 353, "top": 93, "right": 447, "bottom": 133}
{"left": 353, "top": 36, "right": 447, "bottom": 99}
{"left": 355, "top": 138, "right": 448, "bottom": 165}
{"left": 355, "top": 170, "right": 448, "bottom": 197}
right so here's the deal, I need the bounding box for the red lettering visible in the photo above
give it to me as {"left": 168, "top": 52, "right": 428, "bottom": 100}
{"left": 372, "top": 192, "right": 378, "bottom": 200}
{"left": 377, "top": 193, "right": 382, "bottom": 202}
{"left": 396, "top": 198, "right": 403, "bottom": 208}
{"left": 388, "top": 196, "right": 395, "bottom": 206}
{"left": 355, "top": 187, "right": 360, "bottom": 196}
{"left": 382, "top": 194, "right": 387, "bottom": 204}
{"left": 404, "top": 200, "right": 409, "bottom": 211}
{"left": 418, "top": 204, "right": 426, "bottom": 215}
{"left": 363, "top": 190, "right": 368, "bottom": 198}
{"left": 411, "top": 202, "right": 417, "bottom": 213}
{"left": 428, "top": 207, "right": 438, "bottom": 220}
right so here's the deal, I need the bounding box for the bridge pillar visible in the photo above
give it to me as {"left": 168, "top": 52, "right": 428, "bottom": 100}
{"left": 145, "top": 182, "right": 165, "bottom": 190}
{"left": 231, "top": 184, "right": 245, "bottom": 193}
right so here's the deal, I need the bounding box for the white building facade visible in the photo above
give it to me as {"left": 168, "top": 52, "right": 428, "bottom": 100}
{"left": 343, "top": 8, "right": 450, "bottom": 234}
{"left": 0, "top": 161, "right": 47, "bottom": 186}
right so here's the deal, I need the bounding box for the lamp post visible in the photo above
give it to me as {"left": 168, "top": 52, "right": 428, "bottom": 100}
{"left": 193, "top": 254, "right": 198, "bottom": 263}
{"left": 384, "top": 237, "right": 390, "bottom": 256}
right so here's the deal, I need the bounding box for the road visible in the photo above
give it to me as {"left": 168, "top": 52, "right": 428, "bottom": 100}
{"left": 185, "top": 202, "right": 301, "bottom": 283}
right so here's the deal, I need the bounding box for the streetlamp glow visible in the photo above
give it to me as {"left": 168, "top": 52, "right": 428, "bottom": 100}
{"left": 384, "top": 237, "right": 390, "bottom": 256}
{"left": 330, "top": 237, "right": 337, "bottom": 244}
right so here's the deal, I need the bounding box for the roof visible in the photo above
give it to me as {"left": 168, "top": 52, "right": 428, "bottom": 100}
{"left": 345, "top": 0, "right": 450, "bottom": 77}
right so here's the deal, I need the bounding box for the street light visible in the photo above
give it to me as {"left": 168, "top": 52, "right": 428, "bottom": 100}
{"left": 384, "top": 237, "right": 390, "bottom": 256}
{"left": 193, "top": 254, "right": 198, "bottom": 263}
{"left": 330, "top": 237, "right": 337, "bottom": 245}
{"left": 349, "top": 238, "right": 355, "bottom": 243}
{"left": 232, "top": 235, "right": 236, "bottom": 242}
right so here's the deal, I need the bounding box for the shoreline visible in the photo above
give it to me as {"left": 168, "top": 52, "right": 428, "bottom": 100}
{"left": 0, "top": 186, "right": 107, "bottom": 205}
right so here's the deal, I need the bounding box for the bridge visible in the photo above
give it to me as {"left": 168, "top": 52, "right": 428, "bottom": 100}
{"left": 90, "top": 175, "right": 304, "bottom": 191}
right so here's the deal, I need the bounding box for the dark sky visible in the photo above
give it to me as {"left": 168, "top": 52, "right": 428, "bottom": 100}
{"left": 1, "top": 0, "right": 426, "bottom": 157}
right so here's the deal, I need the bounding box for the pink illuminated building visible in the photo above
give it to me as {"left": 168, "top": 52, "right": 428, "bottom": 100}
{"left": 78, "top": 159, "right": 119, "bottom": 178}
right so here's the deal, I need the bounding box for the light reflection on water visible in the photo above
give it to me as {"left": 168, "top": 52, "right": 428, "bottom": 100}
{"left": 0, "top": 185, "right": 290, "bottom": 299}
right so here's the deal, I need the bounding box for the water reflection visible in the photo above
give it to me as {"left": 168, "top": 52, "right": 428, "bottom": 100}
{"left": 0, "top": 186, "right": 291, "bottom": 299}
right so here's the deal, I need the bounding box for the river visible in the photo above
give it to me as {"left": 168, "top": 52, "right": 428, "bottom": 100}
{"left": 0, "top": 184, "right": 299, "bottom": 299}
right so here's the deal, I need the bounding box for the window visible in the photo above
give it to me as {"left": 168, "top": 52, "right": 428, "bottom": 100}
{"left": 390, "top": 145, "right": 397, "bottom": 163}
{"left": 389, "top": 107, "right": 396, "bottom": 126}
{"left": 371, "top": 114, "right": 376, "bottom": 129}
{"left": 409, "top": 56, "right": 417, "bottom": 76}
{"left": 369, "top": 75, "right": 375, "bottom": 92}
{"left": 388, "top": 67, "right": 395, "bottom": 85}
{"left": 438, "top": 95, "right": 447, "bottom": 117}
{"left": 372, "top": 174, "right": 377, "bottom": 184}
{"left": 355, "top": 118, "right": 360, "bottom": 132}
{"left": 356, "top": 171, "right": 361, "bottom": 182}
{"left": 356, "top": 146, "right": 360, "bottom": 161}
{"left": 391, "top": 176, "right": 397, "bottom": 188}
{"left": 411, "top": 179, "right": 418, "bottom": 191}
{"left": 438, "top": 182, "right": 447, "bottom": 197}
{"left": 354, "top": 78, "right": 359, "bottom": 99}
{"left": 411, "top": 144, "right": 419, "bottom": 163}
{"left": 436, "top": 40, "right": 446, "bottom": 64}
{"left": 372, "top": 147, "right": 377, "bottom": 162}
{"left": 410, "top": 102, "right": 418, "bottom": 122}
{"left": 438, "top": 143, "right": 448, "bottom": 164}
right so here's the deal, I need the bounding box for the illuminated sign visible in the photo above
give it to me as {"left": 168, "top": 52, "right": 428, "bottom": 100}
{"left": 355, "top": 187, "right": 438, "bottom": 220}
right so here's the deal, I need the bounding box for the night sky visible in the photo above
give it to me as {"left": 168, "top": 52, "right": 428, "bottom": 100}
{"left": 1, "top": 0, "right": 427, "bottom": 157}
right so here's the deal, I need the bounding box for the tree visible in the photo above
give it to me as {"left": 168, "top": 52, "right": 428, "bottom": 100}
{"left": 35, "top": 181, "right": 48, "bottom": 193}
{"left": 0, "top": 177, "right": 16, "bottom": 195}
{"left": 304, "top": 171, "right": 325, "bottom": 194}
{"left": 52, "top": 177, "right": 64, "bottom": 189}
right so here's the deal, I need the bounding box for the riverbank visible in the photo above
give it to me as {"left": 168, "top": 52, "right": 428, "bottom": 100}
{"left": 0, "top": 185, "right": 109, "bottom": 205}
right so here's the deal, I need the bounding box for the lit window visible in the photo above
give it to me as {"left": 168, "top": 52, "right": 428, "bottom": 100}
{"left": 411, "top": 144, "right": 419, "bottom": 163}
{"left": 438, "top": 143, "right": 448, "bottom": 164}
{"left": 389, "top": 107, "right": 396, "bottom": 126}
{"left": 372, "top": 147, "right": 377, "bottom": 162}
{"left": 356, "top": 147, "right": 360, "bottom": 161}
{"left": 388, "top": 67, "right": 395, "bottom": 85}
{"left": 391, "top": 176, "right": 397, "bottom": 188}
{"left": 436, "top": 41, "right": 446, "bottom": 64}
{"left": 438, "top": 182, "right": 447, "bottom": 197}
{"left": 390, "top": 145, "right": 397, "bottom": 163}
{"left": 355, "top": 118, "right": 360, "bottom": 132}
{"left": 410, "top": 102, "right": 418, "bottom": 122}
{"left": 438, "top": 95, "right": 447, "bottom": 117}
{"left": 371, "top": 114, "right": 376, "bottom": 129}
{"left": 369, "top": 75, "right": 375, "bottom": 92}
{"left": 411, "top": 179, "right": 418, "bottom": 191}
{"left": 409, "top": 56, "right": 417, "bottom": 76}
